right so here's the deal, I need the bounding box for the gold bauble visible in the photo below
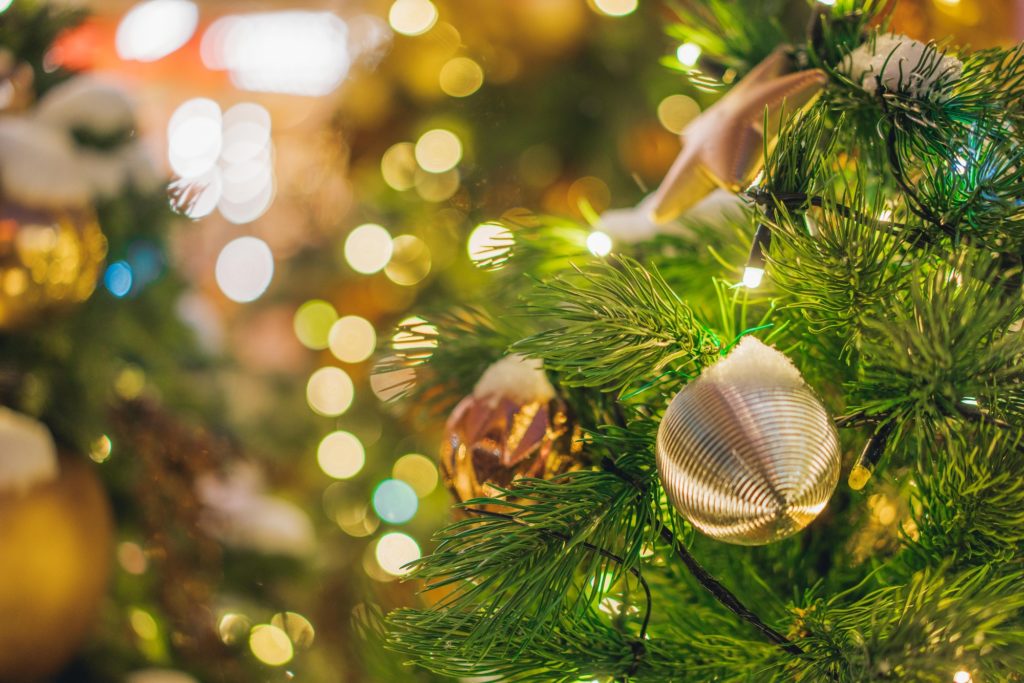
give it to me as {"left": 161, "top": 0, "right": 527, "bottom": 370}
{"left": 440, "top": 392, "right": 581, "bottom": 505}
{"left": 0, "top": 199, "right": 106, "bottom": 329}
{"left": 0, "top": 454, "right": 114, "bottom": 681}
{"left": 656, "top": 337, "right": 841, "bottom": 545}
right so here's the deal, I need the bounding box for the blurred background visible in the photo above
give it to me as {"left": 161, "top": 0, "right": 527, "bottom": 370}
{"left": 0, "top": 0, "right": 1021, "bottom": 681}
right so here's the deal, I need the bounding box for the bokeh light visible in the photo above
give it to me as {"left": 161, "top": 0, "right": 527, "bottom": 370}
{"left": 656, "top": 94, "right": 701, "bottom": 134}
{"left": 215, "top": 236, "right": 274, "bottom": 302}
{"left": 677, "top": 42, "right": 702, "bottom": 67}
{"left": 271, "top": 612, "right": 315, "bottom": 649}
{"left": 384, "top": 234, "right": 432, "bottom": 286}
{"left": 104, "top": 261, "right": 134, "bottom": 298}
{"left": 413, "top": 167, "right": 460, "bottom": 202}
{"left": 89, "top": 435, "right": 112, "bottom": 463}
{"left": 380, "top": 142, "right": 417, "bottom": 191}
{"left": 344, "top": 223, "right": 393, "bottom": 274}
{"left": 372, "top": 478, "right": 418, "bottom": 524}
{"left": 467, "top": 222, "right": 513, "bottom": 266}
{"left": 169, "top": 168, "right": 222, "bottom": 218}
{"left": 414, "top": 129, "right": 462, "bottom": 173}
{"left": 439, "top": 57, "right": 484, "bottom": 97}
{"left": 328, "top": 315, "right": 376, "bottom": 363}
{"left": 218, "top": 613, "right": 250, "bottom": 646}
{"left": 116, "top": 0, "right": 198, "bottom": 62}
{"left": 586, "top": 231, "right": 613, "bottom": 257}
{"left": 305, "top": 367, "right": 354, "bottom": 416}
{"left": 391, "top": 316, "right": 439, "bottom": 363}
{"left": 293, "top": 299, "right": 338, "bottom": 350}
{"left": 592, "top": 0, "right": 638, "bottom": 17}
{"left": 375, "top": 532, "right": 421, "bottom": 576}
{"left": 954, "top": 671, "right": 972, "bottom": 683}
{"left": 117, "top": 541, "right": 147, "bottom": 575}
{"left": 202, "top": 12, "right": 351, "bottom": 96}
{"left": 130, "top": 608, "right": 159, "bottom": 641}
{"left": 167, "top": 98, "right": 222, "bottom": 178}
{"left": 392, "top": 453, "right": 438, "bottom": 497}
{"left": 388, "top": 0, "right": 438, "bottom": 37}
{"left": 248, "top": 624, "right": 293, "bottom": 666}
{"left": 221, "top": 103, "right": 271, "bottom": 164}
{"left": 317, "top": 430, "right": 365, "bottom": 479}
{"left": 335, "top": 503, "right": 380, "bottom": 537}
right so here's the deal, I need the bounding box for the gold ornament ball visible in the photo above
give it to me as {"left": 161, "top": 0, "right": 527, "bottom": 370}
{"left": 656, "top": 337, "right": 841, "bottom": 545}
{"left": 440, "top": 392, "right": 581, "bottom": 505}
{"left": 0, "top": 199, "right": 106, "bottom": 329}
{"left": 0, "top": 454, "right": 114, "bottom": 680}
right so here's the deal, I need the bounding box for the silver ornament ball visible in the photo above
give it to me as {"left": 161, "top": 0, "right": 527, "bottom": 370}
{"left": 656, "top": 337, "right": 841, "bottom": 545}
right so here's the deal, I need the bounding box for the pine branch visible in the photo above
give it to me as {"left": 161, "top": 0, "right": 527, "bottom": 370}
{"left": 515, "top": 256, "right": 721, "bottom": 394}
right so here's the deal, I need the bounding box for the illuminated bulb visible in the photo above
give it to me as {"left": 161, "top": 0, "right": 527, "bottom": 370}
{"left": 375, "top": 531, "right": 420, "bottom": 575}
{"left": 372, "top": 478, "right": 419, "bottom": 524}
{"left": 249, "top": 624, "right": 293, "bottom": 666}
{"left": 742, "top": 266, "right": 764, "bottom": 289}
{"left": 467, "top": 222, "right": 513, "bottom": 266}
{"left": 676, "top": 42, "right": 702, "bottom": 68}
{"left": 306, "top": 367, "right": 354, "bottom": 417}
{"left": 215, "top": 236, "right": 274, "bottom": 302}
{"left": 329, "top": 315, "right": 377, "bottom": 363}
{"left": 586, "top": 231, "right": 613, "bottom": 257}
{"left": 593, "top": 0, "right": 638, "bottom": 16}
{"left": 345, "top": 223, "right": 393, "bottom": 274}
{"left": 953, "top": 671, "right": 972, "bottom": 683}
{"left": 117, "top": 0, "right": 198, "bottom": 62}
{"left": 388, "top": 0, "right": 438, "bottom": 36}
{"left": 439, "top": 57, "right": 484, "bottom": 97}
{"left": 317, "top": 431, "right": 365, "bottom": 479}
{"left": 414, "top": 129, "right": 463, "bottom": 173}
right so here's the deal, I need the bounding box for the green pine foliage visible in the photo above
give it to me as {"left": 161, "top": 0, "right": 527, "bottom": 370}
{"left": 379, "top": 1, "right": 1024, "bottom": 680}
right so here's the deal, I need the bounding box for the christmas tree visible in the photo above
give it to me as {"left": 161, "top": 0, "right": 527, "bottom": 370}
{"left": 378, "top": 1, "right": 1024, "bottom": 681}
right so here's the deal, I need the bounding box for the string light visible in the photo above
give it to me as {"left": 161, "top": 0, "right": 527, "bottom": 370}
{"left": 586, "top": 231, "right": 613, "bottom": 257}
{"left": 676, "top": 42, "right": 702, "bottom": 68}
{"left": 953, "top": 671, "right": 972, "bottom": 683}
{"left": 742, "top": 267, "right": 764, "bottom": 289}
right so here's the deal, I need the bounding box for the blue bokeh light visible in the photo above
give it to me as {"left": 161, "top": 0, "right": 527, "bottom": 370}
{"left": 103, "top": 261, "right": 134, "bottom": 298}
{"left": 372, "top": 479, "right": 419, "bottom": 524}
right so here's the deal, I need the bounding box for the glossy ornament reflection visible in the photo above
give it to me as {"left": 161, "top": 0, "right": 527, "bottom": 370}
{"left": 656, "top": 337, "right": 840, "bottom": 545}
{"left": 440, "top": 354, "right": 582, "bottom": 505}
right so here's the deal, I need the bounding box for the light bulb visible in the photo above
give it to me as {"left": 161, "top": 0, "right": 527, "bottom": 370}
{"left": 742, "top": 266, "right": 764, "bottom": 289}
{"left": 586, "top": 231, "right": 613, "bottom": 257}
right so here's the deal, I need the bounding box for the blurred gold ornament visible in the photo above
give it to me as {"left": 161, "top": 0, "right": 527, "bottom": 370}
{"left": 656, "top": 337, "right": 841, "bottom": 545}
{"left": 0, "top": 454, "right": 113, "bottom": 680}
{"left": 648, "top": 48, "right": 827, "bottom": 223}
{"left": 440, "top": 355, "right": 582, "bottom": 504}
{"left": 0, "top": 199, "right": 106, "bottom": 329}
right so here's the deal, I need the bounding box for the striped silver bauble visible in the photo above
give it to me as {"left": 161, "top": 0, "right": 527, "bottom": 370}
{"left": 656, "top": 337, "right": 841, "bottom": 545}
